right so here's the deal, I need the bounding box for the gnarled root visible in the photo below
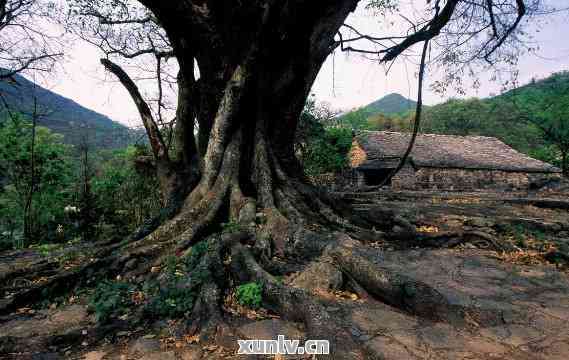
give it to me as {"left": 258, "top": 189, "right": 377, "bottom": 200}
{"left": 230, "top": 242, "right": 365, "bottom": 359}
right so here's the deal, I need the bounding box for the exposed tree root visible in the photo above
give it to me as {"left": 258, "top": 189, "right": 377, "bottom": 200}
{"left": 230, "top": 242, "right": 365, "bottom": 359}
{"left": 327, "top": 238, "right": 458, "bottom": 323}
{"left": 0, "top": 256, "right": 115, "bottom": 317}
{"left": 0, "top": 317, "right": 131, "bottom": 355}
{"left": 411, "top": 230, "right": 517, "bottom": 252}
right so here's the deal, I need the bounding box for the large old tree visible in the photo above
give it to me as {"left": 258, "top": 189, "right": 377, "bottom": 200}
{"left": 2, "top": 0, "right": 548, "bottom": 357}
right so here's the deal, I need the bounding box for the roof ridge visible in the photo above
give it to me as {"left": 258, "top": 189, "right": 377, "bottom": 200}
{"left": 358, "top": 130, "right": 500, "bottom": 141}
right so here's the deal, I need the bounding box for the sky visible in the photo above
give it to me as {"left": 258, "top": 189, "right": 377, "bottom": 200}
{"left": 39, "top": 0, "right": 569, "bottom": 127}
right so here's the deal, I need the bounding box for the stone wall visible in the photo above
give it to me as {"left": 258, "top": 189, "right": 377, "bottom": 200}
{"left": 309, "top": 170, "right": 356, "bottom": 191}
{"left": 391, "top": 165, "right": 417, "bottom": 190}
{"left": 310, "top": 166, "right": 561, "bottom": 192}
{"left": 414, "top": 168, "right": 534, "bottom": 191}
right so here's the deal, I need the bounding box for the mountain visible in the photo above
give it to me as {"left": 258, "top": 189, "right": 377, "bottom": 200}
{"left": 497, "top": 71, "right": 569, "bottom": 100}
{"left": 334, "top": 93, "right": 420, "bottom": 131}
{"left": 0, "top": 70, "right": 137, "bottom": 149}
{"left": 361, "top": 93, "right": 417, "bottom": 115}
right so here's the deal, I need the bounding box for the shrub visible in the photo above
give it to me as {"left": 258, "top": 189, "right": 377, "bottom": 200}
{"left": 88, "top": 280, "right": 135, "bottom": 323}
{"left": 182, "top": 241, "right": 209, "bottom": 272}
{"left": 143, "top": 247, "right": 208, "bottom": 319}
{"left": 143, "top": 281, "right": 196, "bottom": 318}
{"left": 236, "top": 282, "right": 263, "bottom": 309}
{"left": 302, "top": 127, "right": 352, "bottom": 176}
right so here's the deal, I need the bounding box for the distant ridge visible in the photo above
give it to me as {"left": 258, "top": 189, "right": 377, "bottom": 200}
{"left": 0, "top": 70, "right": 138, "bottom": 149}
{"left": 334, "top": 93, "right": 421, "bottom": 129}
{"left": 362, "top": 93, "right": 417, "bottom": 115}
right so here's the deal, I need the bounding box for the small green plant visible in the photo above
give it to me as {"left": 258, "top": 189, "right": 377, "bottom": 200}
{"left": 532, "top": 230, "right": 546, "bottom": 242}
{"left": 36, "top": 243, "right": 62, "bottom": 257}
{"left": 164, "top": 255, "right": 181, "bottom": 281}
{"left": 221, "top": 221, "right": 244, "bottom": 234}
{"left": 236, "top": 282, "right": 263, "bottom": 309}
{"left": 57, "top": 249, "right": 81, "bottom": 265}
{"left": 144, "top": 283, "right": 196, "bottom": 318}
{"left": 182, "top": 241, "right": 208, "bottom": 272}
{"left": 88, "top": 280, "right": 135, "bottom": 323}
{"left": 142, "top": 247, "right": 208, "bottom": 319}
{"left": 502, "top": 224, "right": 527, "bottom": 246}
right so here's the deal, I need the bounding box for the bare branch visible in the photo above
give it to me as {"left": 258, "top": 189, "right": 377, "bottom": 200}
{"left": 381, "top": 0, "right": 458, "bottom": 62}
{"left": 100, "top": 57, "right": 169, "bottom": 162}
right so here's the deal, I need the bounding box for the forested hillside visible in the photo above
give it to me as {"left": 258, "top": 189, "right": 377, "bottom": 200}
{"left": 0, "top": 71, "right": 137, "bottom": 149}
{"left": 421, "top": 71, "right": 569, "bottom": 173}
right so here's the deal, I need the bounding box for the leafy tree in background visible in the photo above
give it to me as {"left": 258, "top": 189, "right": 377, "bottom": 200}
{"left": 338, "top": 108, "right": 372, "bottom": 130}
{"left": 367, "top": 111, "right": 413, "bottom": 132}
{"left": 302, "top": 127, "right": 353, "bottom": 177}
{"left": 420, "top": 97, "right": 543, "bottom": 156}
{"left": 421, "top": 98, "right": 488, "bottom": 135}
{"left": 296, "top": 97, "right": 352, "bottom": 176}
{"left": 505, "top": 72, "right": 569, "bottom": 176}
{"left": 0, "top": 115, "right": 73, "bottom": 248}
{"left": 91, "top": 145, "right": 162, "bottom": 238}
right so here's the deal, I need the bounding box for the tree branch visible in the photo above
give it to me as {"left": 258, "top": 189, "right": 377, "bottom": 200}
{"left": 100, "top": 58, "right": 169, "bottom": 162}
{"left": 483, "top": 0, "right": 526, "bottom": 61}
{"left": 381, "top": 0, "right": 458, "bottom": 62}
{"left": 0, "top": 53, "right": 62, "bottom": 80}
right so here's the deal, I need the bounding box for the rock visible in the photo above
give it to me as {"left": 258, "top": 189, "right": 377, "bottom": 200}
{"left": 215, "top": 323, "right": 239, "bottom": 350}
{"left": 391, "top": 225, "right": 406, "bottom": 234}
{"left": 350, "top": 326, "right": 361, "bottom": 337}
{"left": 465, "top": 217, "right": 495, "bottom": 228}
{"left": 239, "top": 199, "right": 257, "bottom": 224}
{"left": 463, "top": 337, "right": 509, "bottom": 355}
{"left": 237, "top": 319, "right": 305, "bottom": 341}
{"left": 557, "top": 242, "right": 569, "bottom": 253}
{"left": 125, "top": 258, "right": 138, "bottom": 270}
{"left": 140, "top": 351, "right": 176, "bottom": 360}
{"left": 31, "top": 353, "right": 61, "bottom": 360}
{"left": 351, "top": 305, "right": 417, "bottom": 334}
{"left": 180, "top": 345, "right": 204, "bottom": 360}
{"left": 82, "top": 351, "right": 106, "bottom": 360}
{"left": 290, "top": 259, "right": 343, "bottom": 291}
{"left": 364, "top": 336, "right": 418, "bottom": 360}
{"left": 130, "top": 337, "right": 161, "bottom": 354}
{"left": 0, "top": 305, "right": 89, "bottom": 342}
{"left": 418, "top": 323, "right": 466, "bottom": 348}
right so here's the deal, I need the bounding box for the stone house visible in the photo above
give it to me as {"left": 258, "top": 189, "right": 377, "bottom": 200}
{"left": 348, "top": 131, "right": 562, "bottom": 191}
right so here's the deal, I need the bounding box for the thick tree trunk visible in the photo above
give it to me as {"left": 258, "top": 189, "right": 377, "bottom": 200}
{"left": 125, "top": 0, "right": 363, "bottom": 251}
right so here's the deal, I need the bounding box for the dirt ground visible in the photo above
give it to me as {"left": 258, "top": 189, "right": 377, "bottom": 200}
{"left": 1, "top": 190, "right": 568, "bottom": 359}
